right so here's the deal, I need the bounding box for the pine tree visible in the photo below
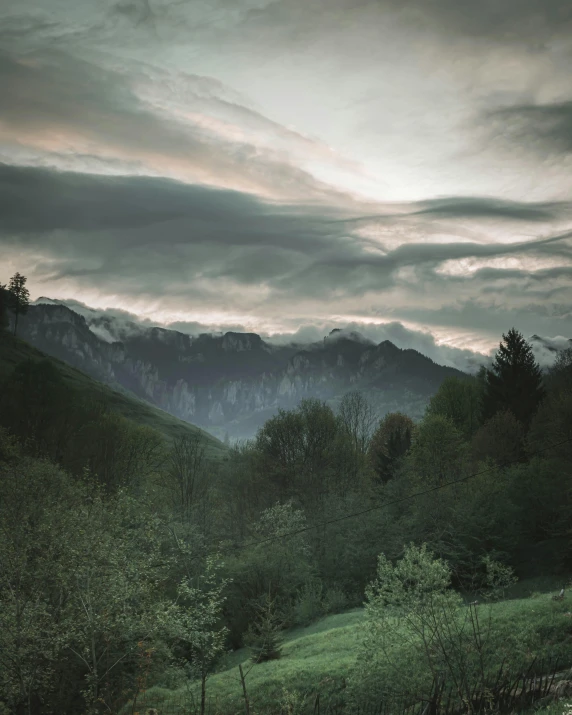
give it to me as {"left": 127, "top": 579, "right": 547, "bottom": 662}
{"left": 482, "top": 328, "right": 545, "bottom": 430}
{"left": 7, "top": 272, "right": 30, "bottom": 337}
{"left": 245, "top": 591, "right": 284, "bottom": 663}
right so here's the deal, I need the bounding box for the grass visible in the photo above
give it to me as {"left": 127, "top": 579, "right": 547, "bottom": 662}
{"left": 0, "top": 332, "right": 228, "bottom": 458}
{"left": 134, "top": 582, "right": 572, "bottom": 715}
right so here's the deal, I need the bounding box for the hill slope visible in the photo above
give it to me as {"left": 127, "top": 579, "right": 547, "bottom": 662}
{"left": 0, "top": 332, "right": 227, "bottom": 458}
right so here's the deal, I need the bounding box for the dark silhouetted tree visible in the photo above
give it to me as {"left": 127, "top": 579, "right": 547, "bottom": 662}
{"left": 7, "top": 272, "right": 30, "bottom": 337}
{"left": 482, "top": 328, "right": 544, "bottom": 430}
{"left": 0, "top": 282, "right": 9, "bottom": 331}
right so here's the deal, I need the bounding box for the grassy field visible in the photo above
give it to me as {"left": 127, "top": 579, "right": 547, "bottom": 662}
{"left": 0, "top": 333, "right": 228, "bottom": 458}
{"left": 130, "top": 581, "right": 572, "bottom": 715}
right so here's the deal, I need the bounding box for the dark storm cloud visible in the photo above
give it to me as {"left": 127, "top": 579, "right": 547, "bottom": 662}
{"left": 487, "top": 101, "right": 572, "bottom": 155}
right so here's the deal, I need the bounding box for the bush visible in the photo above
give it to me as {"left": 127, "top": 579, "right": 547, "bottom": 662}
{"left": 293, "top": 579, "right": 324, "bottom": 626}
{"left": 322, "top": 586, "right": 348, "bottom": 614}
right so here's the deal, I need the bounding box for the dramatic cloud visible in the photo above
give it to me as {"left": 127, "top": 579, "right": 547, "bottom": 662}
{"left": 1, "top": 0, "right": 571, "bottom": 355}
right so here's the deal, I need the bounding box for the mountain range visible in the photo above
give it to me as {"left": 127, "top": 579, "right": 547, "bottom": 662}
{"left": 11, "top": 301, "right": 476, "bottom": 440}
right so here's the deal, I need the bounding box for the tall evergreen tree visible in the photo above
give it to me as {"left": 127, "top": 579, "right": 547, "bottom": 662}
{"left": 482, "top": 328, "right": 544, "bottom": 430}
{"left": 7, "top": 272, "right": 30, "bottom": 337}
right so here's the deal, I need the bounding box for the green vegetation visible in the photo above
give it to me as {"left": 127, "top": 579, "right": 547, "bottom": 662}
{"left": 0, "top": 331, "right": 227, "bottom": 456}
{"left": 139, "top": 588, "right": 572, "bottom": 715}
{"left": 1, "top": 320, "right": 571, "bottom": 715}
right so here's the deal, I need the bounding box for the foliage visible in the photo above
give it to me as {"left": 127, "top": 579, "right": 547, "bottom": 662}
{"left": 356, "top": 545, "right": 537, "bottom": 710}
{"left": 368, "top": 412, "right": 413, "bottom": 484}
{"left": 0, "top": 283, "right": 9, "bottom": 331}
{"left": 0, "top": 451, "right": 230, "bottom": 715}
{"left": 161, "top": 433, "right": 210, "bottom": 522}
{"left": 245, "top": 591, "right": 285, "bottom": 663}
{"left": 7, "top": 272, "right": 30, "bottom": 337}
{"left": 255, "top": 399, "right": 340, "bottom": 505}
{"left": 545, "top": 347, "right": 572, "bottom": 394}
{"left": 223, "top": 501, "right": 314, "bottom": 646}
{"left": 471, "top": 408, "right": 526, "bottom": 466}
{"left": 409, "top": 413, "right": 467, "bottom": 487}
{"left": 482, "top": 328, "right": 545, "bottom": 430}
{"left": 293, "top": 579, "right": 325, "bottom": 626}
{"left": 336, "top": 391, "right": 378, "bottom": 484}
{"left": 1, "top": 324, "right": 572, "bottom": 713}
{"left": 426, "top": 375, "right": 484, "bottom": 439}
{"left": 160, "top": 554, "right": 229, "bottom": 715}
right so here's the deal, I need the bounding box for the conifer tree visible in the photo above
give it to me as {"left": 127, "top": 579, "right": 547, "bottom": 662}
{"left": 7, "top": 272, "right": 30, "bottom": 337}
{"left": 0, "top": 282, "right": 9, "bottom": 331}
{"left": 482, "top": 328, "right": 544, "bottom": 430}
{"left": 245, "top": 591, "right": 284, "bottom": 663}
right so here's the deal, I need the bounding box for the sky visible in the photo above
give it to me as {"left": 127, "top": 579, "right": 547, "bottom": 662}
{"left": 1, "top": 0, "right": 572, "bottom": 359}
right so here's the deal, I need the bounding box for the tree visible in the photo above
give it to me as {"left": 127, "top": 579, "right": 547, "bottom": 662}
{"left": 223, "top": 501, "right": 313, "bottom": 646}
{"left": 0, "top": 359, "right": 79, "bottom": 463}
{"left": 482, "top": 328, "right": 544, "bottom": 430}
{"left": 409, "top": 414, "right": 466, "bottom": 487}
{"left": 426, "top": 376, "right": 483, "bottom": 439}
{"left": 245, "top": 590, "right": 284, "bottom": 663}
{"left": 164, "top": 555, "right": 229, "bottom": 715}
{"left": 356, "top": 545, "right": 520, "bottom": 711}
{"left": 0, "top": 282, "right": 9, "bottom": 331}
{"left": 162, "top": 434, "right": 209, "bottom": 522}
{"left": 7, "top": 273, "right": 30, "bottom": 337}
{"left": 546, "top": 347, "right": 572, "bottom": 395}
{"left": 0, "top": 458, "right": 171, "bottom": 715}
{"left": 336, "top": 391, "right": 378, "bottom": 489}
{"left": 73, "top": 407, "right": 165, "bottom": 494}
{"left": 255, "top": 399, "right": 339, "bottom": 505}
{"left": 471, "top": 409, "right": 525, "bottom": 467}
{"left": 368, "top": 412, "right": 414, "bottom": 484}
{"left": 337, "top": 391, "right": 377, "bottom": 459}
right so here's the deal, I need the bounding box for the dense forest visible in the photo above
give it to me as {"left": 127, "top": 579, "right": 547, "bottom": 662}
{"left": 1, "top": 284, "right": 571, "bottom": 715}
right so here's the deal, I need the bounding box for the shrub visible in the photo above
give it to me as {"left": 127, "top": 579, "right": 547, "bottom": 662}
{"left": 322, "top": 586, "right": 348, "bottom": 615}
{"left": 293, "top": 579, "right": 324, "bottom": 626}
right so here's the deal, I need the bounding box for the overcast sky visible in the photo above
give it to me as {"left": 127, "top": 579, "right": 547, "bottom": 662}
{"left": 1, "top": 0, "right": 571, "bottom": 357}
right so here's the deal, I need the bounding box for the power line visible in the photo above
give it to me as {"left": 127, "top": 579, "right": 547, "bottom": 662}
{"left": 222, "top": 436, "right": 572, "bottom": 555}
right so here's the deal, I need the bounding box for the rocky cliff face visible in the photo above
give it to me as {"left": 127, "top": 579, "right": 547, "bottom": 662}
{"left": 16, "top": 303, "right": 466, "bottom": 439}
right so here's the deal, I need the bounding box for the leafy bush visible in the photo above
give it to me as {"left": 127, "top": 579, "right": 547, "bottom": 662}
{"left": 293, "top": 579, "right": 324, "bottom": 626}
{"left": 322, "top": 586, "right": 348, "bottom": 615}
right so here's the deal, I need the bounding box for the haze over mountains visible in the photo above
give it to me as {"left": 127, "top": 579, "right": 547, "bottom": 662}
{"left": 14, "top": 299, "right": 569, "bottom": 441}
